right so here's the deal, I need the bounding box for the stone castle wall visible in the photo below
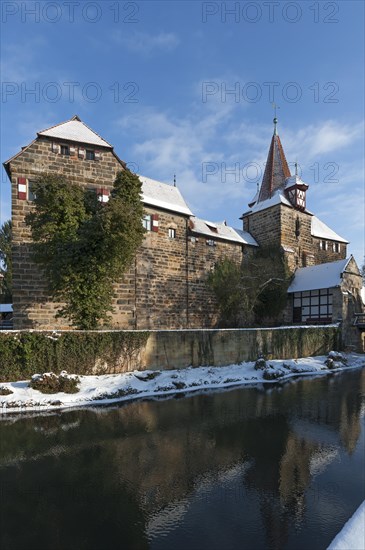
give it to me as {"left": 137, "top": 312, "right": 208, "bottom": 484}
{"left": 8, "top": 136, "right": 245, "bottom": 329}
{"left": 243, "top": 204, "right": 346, "bottom": 271}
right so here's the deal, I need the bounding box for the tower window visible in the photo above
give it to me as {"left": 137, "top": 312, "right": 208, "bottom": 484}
{"left": 60, "top": 145, "right": 70, "bottom": 156}
{"left": 168, "top": 228, "right": 176, "bottom": 239}
{"left": 333, "top": 242, "right": 340, "bottom": 253}
{"left": 295, "top": 217, "right": 300, "bottom": 238}
{"left": 86, "top": 150, "right": 95, "bottom": 160}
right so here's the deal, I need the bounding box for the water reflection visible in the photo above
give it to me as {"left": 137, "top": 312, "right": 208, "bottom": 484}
{"left": 0, "top": 370, "right": 364, "bottom": 550}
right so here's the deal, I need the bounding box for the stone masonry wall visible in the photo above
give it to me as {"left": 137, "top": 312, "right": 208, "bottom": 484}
{"left": 10, "top": 136, "right": 124, "bottom": 329}
{"left": 243, "top": 204, "right": 347, "bottom": 273}
{"left": 8, "top": 135, "right": 246, "bottom": 329}
{"left": 187, "top": 234, "right": 243, "bottom": 328}
{"left": 242, "top": 205, "right": 281, "bottom": 249}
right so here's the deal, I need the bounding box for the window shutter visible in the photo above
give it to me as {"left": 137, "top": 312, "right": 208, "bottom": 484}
{"left": 152, "top": 214, "right": 159, "bottom": 232}
{"left": 97, "top": 188, "right": 109, "bottom": 203}
{"left": 52, "top": 142, "right": 60, "bottom": 154}
{"left": 79, "top": 148, "right": 86, "bottom": 159}
{"left": 69, "top": 145, "right": 76, "bottom": 156}
{"left": 95, "top": 150, "right": 101, "bottom": 161}
{"left": 17, "top": 177, "right": 27, "bottom": 200}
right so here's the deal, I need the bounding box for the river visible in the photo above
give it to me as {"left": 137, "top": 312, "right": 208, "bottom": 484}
{"left": 1, "top": 369, "right": 364, "bottom": 550}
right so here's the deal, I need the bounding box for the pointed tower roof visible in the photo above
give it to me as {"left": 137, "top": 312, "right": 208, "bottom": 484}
{"left": 249, "top": 118, "right": 291, "bottom": 207}
{"left": 37, "top": 115, "right": 113, "bottom": 148}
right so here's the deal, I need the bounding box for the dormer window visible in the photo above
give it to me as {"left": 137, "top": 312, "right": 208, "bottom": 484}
{"left": 86, "top": 150, "right": 95, "bottom": 161}
{"left": 60, "top": 145, "right": 69, "bottom": 156}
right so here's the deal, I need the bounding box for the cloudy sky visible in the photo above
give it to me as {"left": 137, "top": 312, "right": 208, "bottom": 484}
{"left": 1, "top": 1, "right": 364, "bottom": 263}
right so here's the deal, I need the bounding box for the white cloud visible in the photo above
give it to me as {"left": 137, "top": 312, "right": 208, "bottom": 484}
{"left": 112, "top": 31, "right": 179, "bottom": 55}
{"left": 114, "top": 104, "right": 364, "bottom": 257}
{"left": 283, "top": 120, "right": 364, "bottom": 161}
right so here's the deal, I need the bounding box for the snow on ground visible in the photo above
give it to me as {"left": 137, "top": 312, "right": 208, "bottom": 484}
{"left": 327, "top": 500, "right": 365, "bottom": 550}
{"left": 0, "top": 353, "right": 364, "bottom": 415}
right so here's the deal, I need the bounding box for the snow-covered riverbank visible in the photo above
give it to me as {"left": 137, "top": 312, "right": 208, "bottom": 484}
{"left": 1, "top": 353, "right": 364, "bottom": 415}
{"left": 327, "top": 500, "right": 365, "bottom": 550}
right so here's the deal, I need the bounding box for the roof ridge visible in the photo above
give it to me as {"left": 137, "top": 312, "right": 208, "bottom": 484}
{"left": 37, "top": 115, "right": 113, "bottom": 148}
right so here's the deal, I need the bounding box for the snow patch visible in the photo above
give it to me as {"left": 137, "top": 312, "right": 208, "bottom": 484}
{"left": 0, "top": 353, "right": 364, "bottom": 416}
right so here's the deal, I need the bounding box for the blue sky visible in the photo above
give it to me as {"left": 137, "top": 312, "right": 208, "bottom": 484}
{"left": 1, "top": 0, "right": 364, "bottom": 264}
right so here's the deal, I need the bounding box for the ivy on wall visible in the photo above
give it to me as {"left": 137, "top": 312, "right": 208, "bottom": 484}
{"left": 0, "top": 331, "right": 149, "bottom": 382}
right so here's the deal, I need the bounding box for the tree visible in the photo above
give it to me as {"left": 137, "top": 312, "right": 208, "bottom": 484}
{"left": 0, "top": 220, "right": 12, "bottom": 303}
{"left": 26, "top": 171, "right": 145, "bottom": 329}
{"left": 208, "top": 247, "right": 291, "bottom": 327}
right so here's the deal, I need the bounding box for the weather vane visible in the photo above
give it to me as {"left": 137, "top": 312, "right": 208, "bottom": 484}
{"left": 272, "top": 102, "right": 280, "bottom": 135}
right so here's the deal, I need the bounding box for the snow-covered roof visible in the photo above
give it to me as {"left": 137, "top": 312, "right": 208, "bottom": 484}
{"left": 284, "top": 175, "right": 308, "bottom": 189}
{"left": 311, "top": 216, "right": 348, "bottom": 243}
{"left": 139, "top": 175, "right": 193, "bottom": 216}
{"left": 189, "top": 217, "right": 258, "bottom": 246}
{"left": 288, "top": 257, "right": 351, "bottom": 293}
{"left": 243, "top": 192, "right": 293, "bottom": 216}
{"left": 38, "top": 116, "right": 112, "bottom": 148}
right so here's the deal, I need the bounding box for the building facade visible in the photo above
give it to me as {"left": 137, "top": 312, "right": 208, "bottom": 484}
{"left": 3, "top": 115, "right": 363, "bottom": 331}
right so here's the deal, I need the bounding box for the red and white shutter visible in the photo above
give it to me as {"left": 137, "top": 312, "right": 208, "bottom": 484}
{"left": 17, "top": 177, "right": 27, "bottom": 200}
{"left": 95, "top": 150, "right": 101, "bottom": 161}
{"left": 97, "top": 188, "right": 109, "bottom": 203}
{"left": 52, "top": 142, "right": 60, "bottom": 154}
{"left": 79, "top": 148, "right": 86, "bottom": 159}
{"left": 69, "top": 145, "right": 76, "bottom": 157}
{"left": 151, "top": 214, "right": 159, "bottom": 232}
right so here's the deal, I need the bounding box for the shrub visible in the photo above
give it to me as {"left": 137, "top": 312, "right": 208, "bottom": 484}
{"left": 30, "top": 371, "right": 80, "bottom": 394}
{"left": 0, "top": 386, "right": 13, "bottom": 395}
{"left": 255, "top": 357, "right": 267, "bottom": 370}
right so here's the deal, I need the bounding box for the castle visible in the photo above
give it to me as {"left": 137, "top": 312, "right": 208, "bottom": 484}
{"left": 3, "top": 115, "right": 363, "bottom": 335}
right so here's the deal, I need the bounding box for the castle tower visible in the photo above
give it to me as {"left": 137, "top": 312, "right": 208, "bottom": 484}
{"left": 241, "top": 119, "right": 347, "bottom": 271}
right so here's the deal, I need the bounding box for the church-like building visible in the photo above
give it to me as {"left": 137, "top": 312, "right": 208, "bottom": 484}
{"left": 3, "top": 115, "right": 363, "bottom": 335}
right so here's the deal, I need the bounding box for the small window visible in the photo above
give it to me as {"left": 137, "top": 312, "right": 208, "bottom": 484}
{"left": 143, "top": 214, "right": 151, "bottom": 231}
{"left": 86, "top": 150, "right": 95, "bottom": 161}
{"left": 168, "top": 228, "right": 176, "bottom": 239}
{"left": 60, "top": 145, "right": 70, "bottom": 156}
{"left": 333, "top": 242, "right": 340, "bottom": 253}
{"left": 28, "top": 181, "right": 37, "bottom": 201}
{"left": 319, "top": 240, "right": 328, "bottom": 250}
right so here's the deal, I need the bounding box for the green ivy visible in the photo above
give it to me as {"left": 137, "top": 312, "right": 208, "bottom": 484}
{"left": 0, "top": 331, "right": 149, "bottom": 382}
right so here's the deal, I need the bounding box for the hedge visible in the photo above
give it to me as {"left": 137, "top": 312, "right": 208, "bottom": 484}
{"left": 0, "top": 331, "right": 149, "bottom": 382}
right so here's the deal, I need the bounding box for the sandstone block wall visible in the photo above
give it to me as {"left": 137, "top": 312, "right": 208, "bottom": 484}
{"left": 8, "top": 135, "right": 245, "bottom": 330}
{"left": 243, "top": 204, "right": 347, "bottom": 272}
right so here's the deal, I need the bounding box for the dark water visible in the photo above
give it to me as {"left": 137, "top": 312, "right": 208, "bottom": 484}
{"left": 1, "top": 370, "right": 364, "bottom": 550}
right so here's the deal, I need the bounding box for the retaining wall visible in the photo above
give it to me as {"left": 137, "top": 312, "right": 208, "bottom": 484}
{"left": 0, "top": 325, "right": 340, "bottom": 382}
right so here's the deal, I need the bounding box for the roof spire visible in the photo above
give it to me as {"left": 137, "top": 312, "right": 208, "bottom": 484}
{"left": 173, "top": 174, "right": 176, "bottom": 187}
{"left": 272, "top": 102, "right": 279, "bottom": 135}
{"left": 248, "top": 115, "right": 290, "bottom": 207}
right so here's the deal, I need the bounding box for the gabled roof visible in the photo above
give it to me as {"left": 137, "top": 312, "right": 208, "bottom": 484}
{"left": 288, "top": 257, "right": 352, "bottom": 293}
{"left": 311, "top": 216, "right": 349, "bottom": 244}
{"left": 189, "top": 217, "right": 258, "bottom": 246}
{"left": 139, "top": 175, "right": 193, "bottom": 216}
{"left": 37, "top": 115, "right": 113, "bottom": 148}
